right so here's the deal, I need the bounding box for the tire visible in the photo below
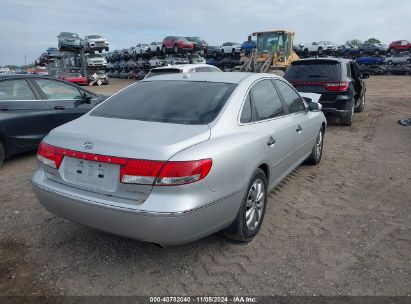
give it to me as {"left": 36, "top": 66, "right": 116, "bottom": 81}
{"left": 224, "top": 168, "right": 267, "bottom": 242}
{"left": 317, "top": 47, "right": 323, "bottom": 55}
{"left": 355, "top": 94, "right": 365, "bottom": 113}
{"left": 374, "top": 49, "right": 379, "bottom": 55}
{"left": 305, "top": 128, "right": 324, "bottom": 165}
{"left": 389, "top": 48, "right": 395, "bottom": 54}
{"left": 406, "top": 59, "right": 411, "bottom": 64}
{"left": 0, "top": 142, "right": 4, "bottom": 166}
{"left": 387, "top": 60, "right": 393, "bottom": 65}
{"left": 213, "top": 51, "right": 217, "bottom": 58}
{"left": 221, "top": 49, "right": 225, "bottom": 55}
{"left": 174, "top": 45, "right": 178, "bottom": 54}
{"left": 161, "top": 46, "right": 166, "bottom": 54}
{"left": 232, "top": 48, "right": 236, "bottom": 56}
{"left": 341, "top": 99, "right": 355, "bottom": 126}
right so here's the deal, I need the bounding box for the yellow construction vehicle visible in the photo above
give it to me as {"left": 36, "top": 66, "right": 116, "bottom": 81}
{"left": 239, "top": 29, "right": 299, "bottom": 76}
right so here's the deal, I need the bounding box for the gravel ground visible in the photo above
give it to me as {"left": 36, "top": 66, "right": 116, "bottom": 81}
{"left": 0, "top": 76, "right": 410, "bottom": 296}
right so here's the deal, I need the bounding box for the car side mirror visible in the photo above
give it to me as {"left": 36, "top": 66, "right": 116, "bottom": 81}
{"left": 308, "top": 101, "right": 322, "bottom": 112}
{"left": 83, "top": 94, "right": 92, "bottom": 104}
{"left": 360, "top": 72, "right": 370, "bottom": 79}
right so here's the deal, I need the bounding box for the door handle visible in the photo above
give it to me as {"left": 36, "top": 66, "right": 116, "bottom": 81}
{"left": 296, "top": 125, "right": 303, "bottom": 132}
{"left": 54, "top": 106, "right": 66, "bottom": 110}
{"left": 267, "top": 136, "right": 276, "bottom": 147}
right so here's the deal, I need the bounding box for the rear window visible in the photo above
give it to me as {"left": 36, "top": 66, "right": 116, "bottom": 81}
{"left": 91, "top": 81, "right": 236, "bottom": 125}
{"left": 285, "top": 60, "right": 341, "bottom": 81}
{"left": 145, "top": 68, "right": 180, "bottom": 78}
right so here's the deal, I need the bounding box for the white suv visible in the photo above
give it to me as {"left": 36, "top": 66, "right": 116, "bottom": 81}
{"left": 83, "top": 35, "right": 109, "bottom": 53}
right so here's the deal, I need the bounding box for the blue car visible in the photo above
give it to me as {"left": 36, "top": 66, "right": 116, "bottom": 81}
{"left": 356, "top": 57, "right": 385, "bottom": 65}
{"left": 241, "top": 40, "right": 256, "bottom": 54}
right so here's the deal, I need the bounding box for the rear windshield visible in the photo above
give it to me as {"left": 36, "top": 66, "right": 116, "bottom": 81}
{"left": 91, "top": 81, "right": 236, "bottom": 125}
{"left": 285, "top": 60, "right": 341, "bottom": 81}
{"left": 145, "top": 68, "right": 180, "bottom": 78}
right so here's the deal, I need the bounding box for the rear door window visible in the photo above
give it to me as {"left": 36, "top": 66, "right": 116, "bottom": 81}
{"left": 250, "top": 79, "right": 284, "bottom": 121}
{"left": 91, "top": 80, "right": 236, "bottom": 125}
{"left": 275, "top": 80, "right": 306, "bottom": 114}
{"left": 284, "top": 60, "right": 341, "bottom": 82}
{"left": 34, "top": 79, "right": 83, "bottom": 100}
{"left": 0, "top": 79, "right": 36, "bottom": 100}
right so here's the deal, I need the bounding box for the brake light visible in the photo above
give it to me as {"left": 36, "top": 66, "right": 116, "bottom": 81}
{"left": 37, "top": 142, "right": 64, "bottom": 169}
{"left": 324, "top": 82, "right": 349, "bottom": 91}
{"left": 155, "top": 159, "right": 212, "bottom": 186}
{"left": 120, "top": 160, "right": 164, "bottom": 184}
{"left": 37, "top": 142, "right": 212, "bottom": 186}
{"left": 290, "top": 81, "right": 349, "bottom": 92}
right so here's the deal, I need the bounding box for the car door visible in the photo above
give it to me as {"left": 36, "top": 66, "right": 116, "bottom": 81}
{"left": 30, "top": 78, "right": 97, "bottom": 129}
{"left": 274, "top": 79, "right": 319, "bottom": 163}
{"left": 0, "top": 78, "right": 53, "bottom": 150}
{"left": 246, "top": 79, "right": 296, "bottom": 183}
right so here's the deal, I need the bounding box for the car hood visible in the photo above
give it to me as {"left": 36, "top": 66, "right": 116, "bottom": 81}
{"left": 46, "top": 115, "right": 211, "bottom": 161}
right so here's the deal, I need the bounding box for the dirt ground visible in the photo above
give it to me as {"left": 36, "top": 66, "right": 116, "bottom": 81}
{"left": 0, "top": 76, "right": 410, "bottom": 296}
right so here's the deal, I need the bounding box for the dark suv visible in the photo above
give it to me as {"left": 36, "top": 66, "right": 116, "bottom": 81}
{"left": 284, "top": 58, "right": 368, "bottom": 126}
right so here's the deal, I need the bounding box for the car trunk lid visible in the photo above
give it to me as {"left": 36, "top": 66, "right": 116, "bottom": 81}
{"left": 43, "top": 115, "right": 211, "bottom": 203}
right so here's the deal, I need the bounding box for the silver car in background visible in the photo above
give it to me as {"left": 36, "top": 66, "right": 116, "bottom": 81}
{"left": 32, "top": 73, "right": 326, "bottom": 245}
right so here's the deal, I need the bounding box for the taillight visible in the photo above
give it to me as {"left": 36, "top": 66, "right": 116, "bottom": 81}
{"left": 37, "top": 142, "right": 212, "bottom": 186}
{"left": 155, "top": 159, "right": 212, "bottom": 186}
{"left": 37, "top": 142, "right": 64, "bottom": 169}
{"left": 290, "top": 81, "right": 349, "bottom": 92}
{"left": 324, "top": 82, "right": 349, "bottom": 91}
{"left": 120, "top": 160, "right": 164, "bottom": 184}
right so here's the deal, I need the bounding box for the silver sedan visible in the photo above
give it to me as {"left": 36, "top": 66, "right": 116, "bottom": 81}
{"left": 32, "top": 72, "right": 326, "bottom": 245}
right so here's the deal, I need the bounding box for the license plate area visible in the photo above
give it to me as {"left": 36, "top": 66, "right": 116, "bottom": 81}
{"left": 60, "top": 157, "right": 119, "bottom": 192}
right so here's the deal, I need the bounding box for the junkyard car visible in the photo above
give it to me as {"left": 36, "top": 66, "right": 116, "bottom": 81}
{"left": 32, "top": 72, "right": 326, "bottom": 245}
{"left": 86, "top": 54, "right": 107, "bottom": 67}
{"left": 220, "top": 42, "right": 242, "bottom": 55}
{"left": 83, "top": 35, "right": 109, "bottom": 53}
{"left": 58, "top": 32, "right": 82, "bottom": 51}
{"left": 0, "top": 75, "right": 105, "bottom": 165}
{"left": 384, "top": 54, "right": 411, "bottom": 65}
{"left": 285, "top": 58, "right": 368, "bottom": 126}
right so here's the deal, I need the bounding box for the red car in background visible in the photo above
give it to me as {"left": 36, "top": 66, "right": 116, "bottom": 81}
{"left": 389, "top": 40, "right": 411, "bottom": 53}
{"left": 59, "top": 73, "right": 89, "bottom": 85}
{"left": 162, "top": 36, "right": 194, "bottom": 54}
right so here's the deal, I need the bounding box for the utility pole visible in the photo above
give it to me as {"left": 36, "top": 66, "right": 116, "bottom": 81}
{"left": 24, "top": 55, "right": 27, "bottom": 67}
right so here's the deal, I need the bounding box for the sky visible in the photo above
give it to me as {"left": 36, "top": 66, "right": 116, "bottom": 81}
{"left": 1, "top": 0, "right": 410, "bottom": 66}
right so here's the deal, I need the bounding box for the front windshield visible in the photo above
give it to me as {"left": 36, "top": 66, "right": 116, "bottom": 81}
{"left": 88, "top": 35, "right": 102, "bottom": 39}
{"left": 256, "top": 31, "right": 291, "bottom": 55}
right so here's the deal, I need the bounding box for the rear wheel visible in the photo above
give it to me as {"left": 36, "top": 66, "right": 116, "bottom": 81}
{"left": 305, "top": 128, "right": 324, "bottom": 165}
{"left": 387, "top": 60, "right": 393, "bottom": 65}
{"left": 174, "top": 45, "right": 179, "bottom": 54}
{"left": 161, "top": 45, "right": 166, "bottom": 54}
{"left": 355, "top": 94, "right": 366, "bottom": 113}
{"left": 317, "top": 47, "right": 323, "bottom": 55}
{"left": 341, "top": 99, "right": 355, "bottom": 126}
{"left": 0, "top": 142, "right": 4, "bottom": 166}
{"left": 224, "top": 168, "right": 267, "bottom": 242}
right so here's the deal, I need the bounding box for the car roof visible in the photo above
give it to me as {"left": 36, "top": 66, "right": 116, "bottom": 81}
{"left": 292, "top": 57, "right": 353, "bottom": 64}
{"left": 142, "top": 72, "right": 279, "bottom": 84}
{"left": 148, "top": 64, "right": 218, "bottom": 73}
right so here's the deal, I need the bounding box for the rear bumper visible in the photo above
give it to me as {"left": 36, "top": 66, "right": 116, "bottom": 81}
{"left": 32, "top": 169, "right": 241, "bottom": 245}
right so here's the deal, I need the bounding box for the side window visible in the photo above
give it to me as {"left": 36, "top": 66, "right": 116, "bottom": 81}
{"left": 34, "top": 79, "right": 83, "bottom": 100}
{"left": 275, "top": 80, "right": 306, "bottom": 114}
{"left": 240, "top": 93, "right": 252, "bottom": 123}
{"left": 0, "top": 79, "right": 36, "bottom": 100}
{"left": 250, "top": 79, "right": 284, "bottom": 121}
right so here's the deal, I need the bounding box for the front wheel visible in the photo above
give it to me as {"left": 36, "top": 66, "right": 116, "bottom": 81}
{"left": 305, "top": 128, "right": 324, "bottom": 165}
{"left": 224, "top": 168, "right": 267, "bottom": 242}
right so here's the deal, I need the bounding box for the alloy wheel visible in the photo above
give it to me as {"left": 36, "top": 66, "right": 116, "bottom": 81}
{"left": 245, "top": 179, "right": 265, "bottom": 231}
